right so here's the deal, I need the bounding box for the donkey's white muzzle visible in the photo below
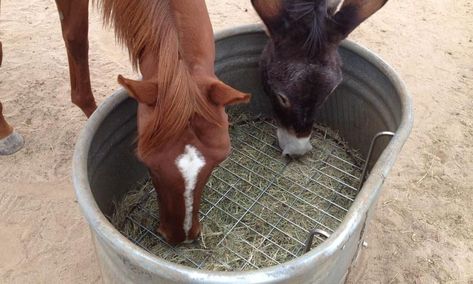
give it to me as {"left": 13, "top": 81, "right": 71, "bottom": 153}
{"left": 277, "top": 128, "right": 312, "bottom": 157}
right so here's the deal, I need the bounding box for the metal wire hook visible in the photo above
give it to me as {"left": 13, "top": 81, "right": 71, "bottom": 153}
{"left": 304, "top": 229, "right": 331, "bottom": 253}
{"left": 358, "top": 131, "right": 395, "bottom": 190}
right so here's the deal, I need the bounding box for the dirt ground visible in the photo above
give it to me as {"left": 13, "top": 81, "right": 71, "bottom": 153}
{"left": 0, "top": 0, "right": 472, "bottom": 283}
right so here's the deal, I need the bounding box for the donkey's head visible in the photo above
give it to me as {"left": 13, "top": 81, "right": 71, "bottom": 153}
{"left": 252, "top": 0, "right": 388, "bottom": 156}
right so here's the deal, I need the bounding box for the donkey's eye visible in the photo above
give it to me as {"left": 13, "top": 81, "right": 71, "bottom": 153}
{"left": 276, "top": 93, "right": 291, "bottom": 108}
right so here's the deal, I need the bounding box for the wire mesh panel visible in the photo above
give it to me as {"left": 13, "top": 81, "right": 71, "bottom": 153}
{"left": 110, "top": 117, "right": 363, "bottom": 271}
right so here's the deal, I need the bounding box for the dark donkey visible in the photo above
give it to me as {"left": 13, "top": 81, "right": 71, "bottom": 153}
{"left": 251, "top": 0, "right": 388, "bottom": 156}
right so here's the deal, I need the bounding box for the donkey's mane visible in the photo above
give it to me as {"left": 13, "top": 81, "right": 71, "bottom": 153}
{"left": 287, "top": 0, "right": 329, "bottom": 57}
{"left": 95, "top": 0, "right": 219, "bottom": 158}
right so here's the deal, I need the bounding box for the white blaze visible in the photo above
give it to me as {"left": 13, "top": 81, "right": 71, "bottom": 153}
{"left": 175, "top": 145, "right": 206, "bottom": 239}
{"left": 277, "top": 128, "right": 313, "bottom": 157}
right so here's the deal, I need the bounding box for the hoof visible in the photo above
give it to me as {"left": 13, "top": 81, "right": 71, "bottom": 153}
{"left": 0, "top": 131, "right": 24, "bottom": 155}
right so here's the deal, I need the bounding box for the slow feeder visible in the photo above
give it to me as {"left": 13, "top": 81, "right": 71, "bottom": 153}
{"left": 73, "top": 25, "right": 413, "bottom": 283}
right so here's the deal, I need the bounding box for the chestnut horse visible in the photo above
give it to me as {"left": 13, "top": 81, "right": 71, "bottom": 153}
{"left": 52, "top": 0, "right": 249, "bottom": 244}
{"left": 252, "top": 0, "right": 388, "bottom": 156}
{"left": 102, "top": 0, "right": 249, "bottom": 244}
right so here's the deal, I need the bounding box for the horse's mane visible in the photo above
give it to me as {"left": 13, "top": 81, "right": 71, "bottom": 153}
{"left": 95, "top": 0, "right": 219, "bottom": 158}
{"left": 286, "top": 0, "right": 329, "bottom": 57}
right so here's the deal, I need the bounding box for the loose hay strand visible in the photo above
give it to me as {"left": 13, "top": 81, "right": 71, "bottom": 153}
{"left": 111, "top": 115, "right": 363, "bottom": 271}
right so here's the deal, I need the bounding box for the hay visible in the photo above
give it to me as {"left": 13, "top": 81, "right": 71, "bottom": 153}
{"left": 111, "top": 115, "right": 363, "bottom": 271}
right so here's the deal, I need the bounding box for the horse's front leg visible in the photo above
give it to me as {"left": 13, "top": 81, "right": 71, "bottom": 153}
{"left": 55, "top": 0, "right": 96, "bottom": 117}
{"left": 0, "top": 101, "right": 24, "bottom": 155}
{"left": 0, "top": 99, "right": 12, "bottom": 140}
{"left": 0, "top": 41, "right": 25, "bottom": 155}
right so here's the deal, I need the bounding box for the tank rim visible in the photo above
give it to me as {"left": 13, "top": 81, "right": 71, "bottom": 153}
{"left": 72, "top": 24, "right": 413, "bottom": 282}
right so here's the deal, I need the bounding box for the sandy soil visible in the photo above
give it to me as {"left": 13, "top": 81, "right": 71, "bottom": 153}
{"left": 0, "top": 0, "right": 472, "bottom": 283}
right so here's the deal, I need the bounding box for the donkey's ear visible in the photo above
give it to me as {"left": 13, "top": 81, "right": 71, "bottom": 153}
{"left": 209, "top": 81, "right": 251, "bottom": 106}
{"left": 251, "top": 0, "right": 285, "bottom": 35}
{"left": 331, "top": 0, "right": 388, "bottom": 40}
{"left": 117, "top": 75, "right": 157, "bottom": 106}
{"left": 327, "top": 0, "right": 343, "bottom": 15}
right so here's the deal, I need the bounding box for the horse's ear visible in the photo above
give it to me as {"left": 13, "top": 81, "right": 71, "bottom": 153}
{"left": 209, "top": 81, "right": 251, "bottom": 106}
{"left": 117, "top": 75, "right": 157, "bottom": 106}
{"left": 331, "top": 0, "right": 388, "bottom": 40}
{"left": 251, "top": 0, "right": 285, "bottom": 36}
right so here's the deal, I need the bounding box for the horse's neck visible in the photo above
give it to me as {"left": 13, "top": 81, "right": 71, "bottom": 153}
{"left": 133, "top": 0, "right": 215, "bottom": 77}
{"left": 170, "top": 0, "right": 215, "bottom": 73}
{"left": 138, "top": 41, "right": 212, "bottom": 83}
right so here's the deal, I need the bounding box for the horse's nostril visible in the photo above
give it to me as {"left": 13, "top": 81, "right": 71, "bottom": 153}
{"left": 182, "top": 238, "right": 197, "bottom": 244}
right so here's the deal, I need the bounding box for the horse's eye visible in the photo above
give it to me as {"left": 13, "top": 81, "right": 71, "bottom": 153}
{"left": 276, "top": 93, "right": 291, "bottom": 108}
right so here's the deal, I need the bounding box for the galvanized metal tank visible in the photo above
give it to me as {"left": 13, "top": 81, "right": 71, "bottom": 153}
{"left": 73, "top": 25, "right": 412, "bottom": 283}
